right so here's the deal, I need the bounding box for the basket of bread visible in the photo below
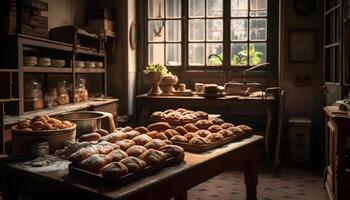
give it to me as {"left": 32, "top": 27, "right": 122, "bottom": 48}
{"left": 12, "top": 115, "right": 76, "bottom": 156}
{"left": 150, "top": 108, "right": 209, "bottom": 125}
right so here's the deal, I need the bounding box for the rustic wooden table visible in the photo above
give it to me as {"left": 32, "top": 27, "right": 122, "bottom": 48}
{"left": 0, "top": 135, "right": 263, "bottom": 200}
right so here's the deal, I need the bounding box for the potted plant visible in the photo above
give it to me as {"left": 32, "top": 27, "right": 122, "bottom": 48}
{"left": 143, "top": 64, "right": 168, "bottom": 95}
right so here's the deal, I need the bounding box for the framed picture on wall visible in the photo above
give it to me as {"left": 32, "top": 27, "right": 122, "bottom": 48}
{"left": 289, "top": 29, "right": 317, "bottom": 63}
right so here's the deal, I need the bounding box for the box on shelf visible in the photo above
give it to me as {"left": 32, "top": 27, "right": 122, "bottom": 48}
{"left": 288, "top": 117, "right": 312, "bottom": 164}
{"left": 88, "top": 19, "right": 114, "bottom": 32}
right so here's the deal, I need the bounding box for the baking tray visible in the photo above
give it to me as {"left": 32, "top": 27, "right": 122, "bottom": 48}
{"left": 69, "top": 154, "right": 184, "bottom": 185}
{"left": 174, "top": 131, "right": 253, "bottom": 153}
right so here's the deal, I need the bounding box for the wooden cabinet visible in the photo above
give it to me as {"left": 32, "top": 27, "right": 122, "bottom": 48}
{"left": 324, "top": 106, "right": 350, "bottom": 200}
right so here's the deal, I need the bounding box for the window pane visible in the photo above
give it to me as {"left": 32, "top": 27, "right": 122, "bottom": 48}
{"left": 149, "top": 44, "right": 164, "bottom": 64}
{"left": 207, "top": 19, "right": 223, "bottom": 41}
{"left": 249, "top": 43, "right": 266, "bottom": 65}
{"left": 250, "top": 0, "right": 267, "bottom": 16}
{"left": 148, "top": 0, "right": 164, "bottom": 18}
{"left": 207, "top": 0, "right": 223, "bottom": 17}
{"left": 166, "top": 44, "right": 181, "bottom": 66}
{"left": 231, "top": 43, "right": 248, "bottom": 66}
{"left": 189, "top": 0, "right": 205, "bottom": 18}
{"left": 207, "top": 43, "right": 223, "bottom": 65}
{"left": 166, "top": 0, "right": 181, "bottom": 18}
{"left": 189, "top": 19, "right": 205, "bottom": 41}
{"left": 189, "top": 43, "right": 205, "bottom": 65}
{"left": 249, "top": 19, "right": 267, "bottom": 41}
{"left": 148, "top": 20, "right": 165, "bottom": 42}
{"left": 231, "top": 0, "right": 248, "bottom": 17}
{"left": 231, "top": 19, "right": 248, "bottom": 41}
{"left": 166, "top": 20, "right": 181, "bottom": 42}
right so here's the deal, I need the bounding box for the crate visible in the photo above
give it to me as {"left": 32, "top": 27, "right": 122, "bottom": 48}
{"left": 288, "top": 117, "right": 312, "bottom": 164}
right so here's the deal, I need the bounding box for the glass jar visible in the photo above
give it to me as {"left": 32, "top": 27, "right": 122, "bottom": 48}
{"left": 44, "top": 88, "right": 58, "bottom": 108}
{"left": 24, "top": 79, "right": 44, "bottom": 111}
{"left": 56, "top": 81, "right": 69, "bottom": 105}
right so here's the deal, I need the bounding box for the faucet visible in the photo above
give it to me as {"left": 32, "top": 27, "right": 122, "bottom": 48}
{"left": 208, "top": 54, "right": 224, "bottom": 65}
{"left": 243, "top": 62, "right": 270, "bottom": 85}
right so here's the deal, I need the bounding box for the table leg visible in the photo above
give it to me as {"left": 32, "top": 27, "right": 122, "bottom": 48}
{"left": 265, "top": 106, "right": 272, "bottom": 162}
{"left": 174, "top": 192, "right": 187, "bottom": 200}
{"left": 244, "top": 146, "right": 258, "bottom": 200}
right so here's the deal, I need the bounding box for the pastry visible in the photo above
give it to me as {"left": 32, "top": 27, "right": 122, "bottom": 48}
{"left": 184, "top": 123, "right": 199, "bottom": 132}
{"left": 206, "top": 133, "right": 224, "bottom": 143}
{"left": 144, "top": 139, "right": 166, "bottom": 150}
{"left": 208, "top": 125, "right": 223, "bottom": 133}
{"left": 120, "top": 156, "right": 146, "bottom": 173}
{"left": 220, "top": 123, "right": 235, "bottom": 129}
{"left": 139, "top": 149, "right": 168, "bottom": 165}
{"left": 218, "top": 129, "right": 234, "bottom": 138}
{"left": 146, "top": 130, "right": 159, "bottom": 139}
{"left": 132, "top": 134, "right": 153, "bottom": 146}
{"left": 189, "top": 137, "right": 211, "bottom": 145}
{"left": 227, "top": 126, "right": 244, "bottom": 135}
{"left": 102, "top": 162, "right": 128, "bottom": 178}
{"left": 179, "top": 114, "right": 194, "bottom": 123}
{"left": 163, "top": 109, "right": 175, "bottom": 114}
{"left": 107, "top": 149, "right": 128, "bottom": 162}
{"left": 147, "top": 122, "right": 172, "bottom": 132}
{"left": 95, "top": 142, "right": 116, "bottom": 154}
{"left": 120, "top": 126, "right": 133, "bottom": 132}
{"left": 79, "top": 154, "right": 113, "bottom": 172}
{"left": 125, "top": 130, "right": 141, "bottom": 139}
{"left": 195, "top": 120, "right": 213, "bottom": 129}
{"left": 150, "top": 111, "right": 166, "bottom": 121}
{"left": 30, "top": 121, "right": 45, "bottom": 130}
{"left": 193, "top": 111, "right": 208, "bottom": 119}
{"left": 165, "top": 112, "right": 181, "bottom": 122}
{"left": 97, "top": 141, "right": 120, "bottom": 149}
{"left": 195, "top": 130, "right": 211, "bottom": 137}
{"left": 100, "top": 132, "right": 127, "bottom": 143}
{"left": 183, "top": 132, "right": 200, "bottom": 141}
{"left": 236, "top": 124, "right": 253, "bottom": 132}
{"left": 134, "top": 126, "right": 149, "bottom": 134}
{"left": 16, "top": 119, "right": 31, "bottom": 129}
{"left": 175, "top": 126, "right": 188, "bottom": 135}
{"left": 155, "top": 132, "right": 168, "bottom": 140}
{"left": 176, "top": 108, "right": 189, "bottom": 113}
{"left": 68, "top": 146, "right": 99, "bottom": 163}
{"left": 170, "top": 135, "right": 188, "bottom": 143}
{"left": 115, "top": 139, "right": 136, "bottom": 151}
{"left": 96, "top": 129, "right": 109, "bottom": 136}
{"left": 164, "top": 129, "right": 180, "bottom": 138}
{"left": 126, "top": 145, "right": 147, "bottom": 157}
{"left": 160, "top": 145, "right": 184, "bottom": 158}
{"left": 163, "top": 140, "right": 173, "bottom": 145}
{"left": 79, "top": 133, "right": 101, "bottom": 142}
{"left": 210, "top": 118, "right": 225, "bottom": 125}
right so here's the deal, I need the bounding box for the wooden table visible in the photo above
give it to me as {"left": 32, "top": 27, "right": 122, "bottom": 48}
{"left": 0, "top": 135, "right": 263, "bottom": 200}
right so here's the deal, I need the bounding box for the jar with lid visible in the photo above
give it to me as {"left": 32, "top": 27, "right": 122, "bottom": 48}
{"left": 76, "top": 78, "right": 89, "bottom": 102}
{"left": 56, "top": 80, "right": 70, "bottom": 105}
{"left": 24, "top": 79, "right": 43, "bottom": 111}
{"left": 44, "top": 88, "right": 58, "bottom": 108}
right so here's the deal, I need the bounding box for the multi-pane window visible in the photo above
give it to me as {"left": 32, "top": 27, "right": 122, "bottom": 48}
{"left": 146, "top": 0, "right": 269, "bottom": 68}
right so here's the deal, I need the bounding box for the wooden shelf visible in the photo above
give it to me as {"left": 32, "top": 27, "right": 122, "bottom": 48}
{"left": 75, "top": 68, "right": 105, "bottom": 73}
{"left": 23, "top": 66, "right": 73, "bottom": 73}
{"left": 77, "top": 46, "right": 106, "bottom": 56}
{"left": 0, "top": 98, "right": 20, "bottom": 103}
{"left": 0, "top": 69, "right": 19, "bottom": 72}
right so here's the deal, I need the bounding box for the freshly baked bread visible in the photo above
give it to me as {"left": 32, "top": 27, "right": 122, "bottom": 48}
{"left": 208, "top": 125, "right": 223, "bottom": 133}
{"left": 97, "top": 141, "right": 120, "bottom": 150}
{"left": 160, "top": 145, "right": 184, "bottom": 158}
{"left": 147, "top": 122, "right": 172, "bottom": 132}
{"left": 176, "top": 108, "right": 189, "bottom": 113}
{"left": 220, "top": 123, "right": 235, "bottom": 129}
{"left": 150, "top": 111, "right": 166, "bottom": 121}
{"left": 132, "top": 134, "right": 153, "bottom": 146}
{"left": 120, "top": 156, "right": 147, "bottom": 173}
{"left": 107, "top": 149, "right": 128, "bottom": 162}
{"left": 125, "top": 130, "right": 141, "bottom": 139}
{"left": 68, "top": 146, "right": 99, "bottom": 163}
{"left": 126, "top": 145, "right": 147, "bottom": 157}
{"left": 193, "top": 111, "right": 208, "bottom": 119}
{"left": 100, "top": 132, "right": 127, "bottom": 143}
{"left": 163, "top": 140, "right": 173, "bottom": 145}
{"left": 79, "top": 133, "right": 101, "bottom": 142}
{"left": 102, "top": 162, "right": 128, "bottom": 178}
{"left": 195, "top": 120, "right": 213, "bottom": 129}
{"left": 170, "top": 135, "right": 188, "bottom": 143}
{"left": 184, "top": 123, "right": 199, "bottom": 132}
{"left": 183, "top": 132, "right": 200, "bottom": 141}
{"left": 165, "top": 112, "right": 181, "bottom": 123}
{"left": 218, "top": 129, "right": 234, "bottom": 138}
{"left": 164, "top": 109, "right": 175, "bottom": 114}
{"left": 164, "top": 129, "right": 180, "bottom": 138}
{"left": 79, "top": 154, "right": 113, "bottom": 172}
{"left": 119, "top": 126, "right": 133, "bottom": 132}
{"left": 189, "top": 137, "right": 211, "bottom": 145}
{"left": 206, "top": 133, "right": 224, "bottom": 143}
{"left": 115, "top": 139, "right": 136, "bottom": 151}
{"left": 155, "top": 132, "right": 168, "bottom": 140}
{"left": 227, "top": 126, "right": 244, "bottom": 135}
{"left": 96, "top": 129, "right": 109, "bottom": 136}
{"left": 144, "top": 139, "right": 166, "bottom": 150}
{"left": 95, "top": 141, "right": 119, "bottom": 154}
{"left": 139, "top": 149, "right": 168, "bottom": 165}
{"left": 210, "top": 118, "right": 225, "bottom": 125}
{"left": 195, "top": 130, "right": 211, "bottom": 137}
{"left": 146, "top": 130, "right": 159, "bottom": 139}
{"left": 175, "top": 126, "right": 188, "bottom": 135}
{"left": 236, "top": 124, "right": 253, "bottom": 132}
{"left": 179, "top": 115, "right": 194, "bottom": 123}
{"left": 15, "top": 116, "right": 74, "bottom": 131}
{"left": 133, "top": 126, "right": 149, "bottom": 134}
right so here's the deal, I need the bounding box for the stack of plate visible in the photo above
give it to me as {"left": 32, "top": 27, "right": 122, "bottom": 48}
{"left": 23, "top": 56, "right": 38, "bottom": 66}
{"left": 51, "top": 59, "right": 66, "bottom": 67}
{"left": 84, "top": 61, "right": 95, "bottom": 68}
{"left": 75, "top": 61, "right": 85, "bottom": 68}
{"left": 37, "top": 57, "right": 51, "bottom": 67}
{"left": 95, "top": 62, "right": 103, "bottom": 68}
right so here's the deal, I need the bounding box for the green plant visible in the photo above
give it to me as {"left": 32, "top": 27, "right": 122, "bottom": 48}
{"left": 231, "top": 45, "right": 264, "bottom": 66}
{"left": 208, "top": 54, "right": 223, "bottom": 65}
{"left": 143, "top": 64, "right": 169, "bottom": 77}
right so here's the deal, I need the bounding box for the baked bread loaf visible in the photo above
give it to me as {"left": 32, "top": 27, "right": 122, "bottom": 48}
{"left": 155, "top": 132, "right": 168, "bottom": 140}
{"left": 96, "top": 129, "right": 109, "bottom": 136}
{"left": 160, "top": 145, "right": 184, "bottom": 158}
{"left": 163, "top": 140, "right": 173, "bottom": 145}
{"left": 15, "top": 115, "right": 75, "bottom": 131}
{"left": 218, "top": 129, "right": 234, "bottom": 138}
{"left": 208, "top": 125, "right": 223, "bottom": 133}
{"left": 164, "top": 109, "right": 175, "bottom": 114}
{"left": 101, "top": 162, "right": 128, "bottom": 178}
{"left": 97, "top": 141, "right": 120, "bottom": 150}
{"left": 107, "top": 149, "right": 128, "bottom": 162}
{"left": 79, "top": 154, "right": 113, "bottom": 172}
{"left": 184, "top": 123, "right": 199, "bottom": 132}
{"left": 125, "top": 130, "right": 141, "bottom": 139}
{"left": 170, "top": 135, "right": 188, "bottom": 143}
{"left": 95, "top": 142, "right": 116, "bottom": 154}
{"left": 120, "top": 156, "right": 146, "bottom": 173}
{"left": 165, "top": 112, "right": 181, "bottom": 123}
{"left": 195, "top": 130, "right": 211, "bottom": 137}
{"left": 236, "top": 124, "right": 253, "bottom": 132}
{"left": 147, "top": 122, "right": 172, "bottom": 132}
{"left": 144, "top": 139, "right": 167, "bottom": 150}
{"left": 220, "top": 123, "right": 235, "bottom": 129}
{"left": 119, "top": 126, "right": 133, "bottom": 132}
{"left": 68, "top": 145, "right": 99, "bottom": 163}
{"left": 133, "top": 126, "right": 149, "bottom": 134}
{"left": 115, "top": 139, "right": 136, "bottom": 151}
{"left": 206, "top": 133, "right": 224, "bottom": 143}
{"left": 150, "top": 111, "right": 166, "bottom": 121}
{"left": 189, "top": 137, "right": 211, "bottom": 145}
{"left": 210, "top": 118, "right": 225, "bottom": 125}
{"left": 227, "top": 126, "right": 244, "bottom": 135}
{"left": 139, "top": 149, "right": 168, "bottom": 165}
{"left": 179, "top": 115, "right": 194, "bottom": 123}
{"left": 183, "top": 132, "right": 200, "bottom": 141}
{"left": 195, "top": 120, "right": 213, "bottom": 129}
{"left": 164, "top": 129, "right": 180, "bottom": 138}
{"left": 126, "top": 145, "right": 147, "bottom": 157}
{"left": 176, "top": 108, "right": 188, "bottom": 113}
{"left": 79, "top": 133, "right": 101, "bottom": 142}
{"left": 100, "top": 132, "right": 127, "bottom": 143}
{"left": 146, "top": 130, "right": 159, "bottom": 139}
{"left": 193, "top": 111, "right": 208, "bottom": 120}
{"left": 132, "top": 134, "right": 153, "bottom": 146}
{"left": 175, "top": 126, "right": 188, "bottom": 135}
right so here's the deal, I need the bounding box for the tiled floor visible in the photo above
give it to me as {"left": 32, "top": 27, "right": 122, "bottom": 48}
{"left": 188, "top": 168, "right": 329, "bottom": 200}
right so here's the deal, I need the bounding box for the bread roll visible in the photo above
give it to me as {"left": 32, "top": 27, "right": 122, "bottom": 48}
{"left": 189, "top": 137, "right": 211, "bottom": 145}
{"left": 218, "top": 129, "right": 234, "bottom": 138}
{"left": 163, "top": 129, "right": 180, "bottom": 138}
{"left": 139, "top": 149, "right": 167, "bottom": 165}
{"left": 193, "top": 111, "right": 208, "bottom": 119}
{"left": 220, "top": 123, "right": 235, "bottom": 129}
{"left": 236, "top": 124, "right": 253, "bottom": 132}
{"left": 107, "top": 149, "right": 128, "bottom": 162}
{"left": 184, "top": 123, "right": 199, "bottom": 132}
{"left": 176, "top": 108, "right": 189, "bottom": 113}
{"left": 79, "top": 133, "right": 101, "bottom": 142}
{"left": 144, "top": 139, "right": 166, "bottom": 150}
{"left": 68, "top": 146, "right": 99, "bottom": 163}
{"left": 102, "top": 162, "right": 128, "bottom": 178}
{"left": 164, "top": 109, "right": 175, "bottom": 114}
{"left": 195, "top": 120, "right": 213, "bottom": 129}
{"left": 150, "top": 111, "right": 166, "bottom": 121}
{"left": 160, "top": 145, "right": 184, "bottom": 158}
{"left": 183, "top": 132, "right": 200, "bottom": 141}
{"left": 155, "top": 132, "right": 168, "bottom": 140}
{"left": 134, "top": 126, "right": 149, "bottom": 134}
{"left": 132, "top": 134, "right": 153, "bottom": 146}
{"left": 210, "top": 118, "right": 225, "bottom": 125}
{"left": 208, "top": 125, "right": 223, "bottom": 133}
{"left": 206, "top": 133, "right": 224, "bottom": 143}
{"left": 125, "top": 130, "right": 141, "bottom": 139}
{"left": 115, "top": 139, "right": 136, "bottom": 151}
{"left": 97, "top": 141, "right": 120, "bottom": 150}
{"left": 163, "top": 140, "right": 173, "bottom": 145}
{"left": 120, "top": 156, "right": 146, "bottom": 173}
{"left": 126, "top": 145, "right": 147, "bottom": 157}
{"left": 165, "top": 112, "right": 181, "bottom": 123}
{"left": 79, "top": 154, "right": 113, "bottom": 172}
{"left": 119, "top": 126, "right": 133, "bottom": 132}
{"left": 175, "top": 126, "right": 188, "bottom": 135}
{"left": 96, "top": 129, "right": 109, "bottom": 136}
{"left": 147, "top": 122, "right": 172, "bottom": 132}
{"left": 195, "top": 130, "right": 211, "bottom": 137}
{"left": 170, "top": 135, "right": 188, "bottom": 143}
{"left": 146, "top": 130, "right": 159, "bottom": 139}
{"left": 227, "top": 126, "right": 244, "bottom": 135}
{"left": 100, "top": 132, "right": 127, "bottom": 143}
{"left": 95, "top": 143, "right": 115, "bottom": 155}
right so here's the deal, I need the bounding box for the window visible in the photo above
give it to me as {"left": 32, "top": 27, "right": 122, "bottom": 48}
{"left": 145, "top": 0, "right": 270, "bottom": 69}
